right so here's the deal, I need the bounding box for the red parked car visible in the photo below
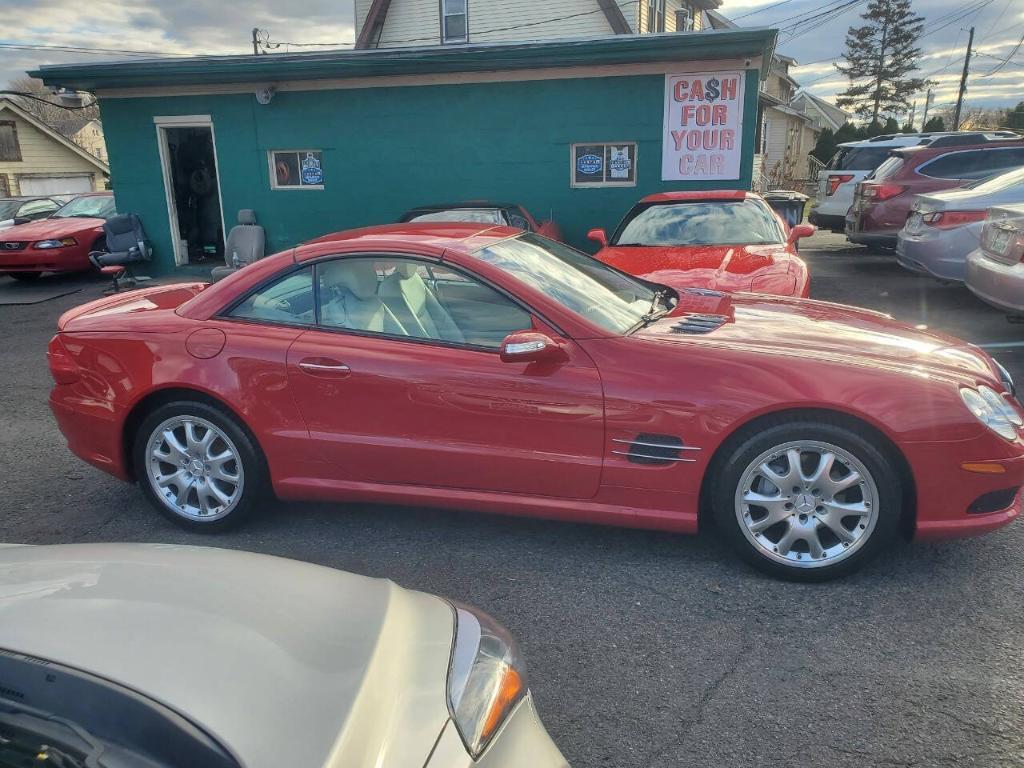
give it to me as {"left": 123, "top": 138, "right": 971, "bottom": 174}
{"left": 847, "top": 134, "right": 1024, "bottom": 249}
{"left": 587, "top": 191, "right": 812, "bottom": 297}
{"left": 49, "top": 223, "right": 1022, "bottom": 580}
{"left": 399, "top": 201, "right": 562, "bottom": 240}
{"left": 0, "top": 192, "right": 116, "bottom": 280}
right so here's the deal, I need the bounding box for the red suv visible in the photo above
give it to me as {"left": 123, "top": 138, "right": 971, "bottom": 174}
{"left": 846, "top": 134, "right": 1024, "bottom": 249}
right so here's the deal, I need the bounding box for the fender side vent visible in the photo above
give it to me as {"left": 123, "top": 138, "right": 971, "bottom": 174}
{"left": 967, "top": 487, "right": 1019, "bottom": 514}
{"left": 611, "top": 433, "right": 700, "bottom": 465}
{"left": 671, "top": 314, "right": 728, "bottom": 334}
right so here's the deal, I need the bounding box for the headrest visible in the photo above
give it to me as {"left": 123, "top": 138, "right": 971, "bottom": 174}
{"left": 105, "top": 214, "right": 138, "bottom": 236}
{"left": 323, "top": 260, "right": 379, "bottom": 300}
{"left": 394, "top": 263, "right": 419, "bottom": 279}
{"left": 237, "top": 209, "right": 257, "bottom": 225}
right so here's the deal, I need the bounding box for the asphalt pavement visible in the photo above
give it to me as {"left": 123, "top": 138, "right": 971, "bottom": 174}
{"left": 1, "top": 231, "right": 1023, "bottom": 767}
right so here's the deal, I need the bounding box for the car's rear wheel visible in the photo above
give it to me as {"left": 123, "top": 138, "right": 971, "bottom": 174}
{"left": 133, "top": 401, "right": 265, "bottom": 530}
{"left": 712, "top": 420, "right": 901, "bottom": 581}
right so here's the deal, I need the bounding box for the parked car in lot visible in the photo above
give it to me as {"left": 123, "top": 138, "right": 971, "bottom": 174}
{"left": 811, "top": 134, "right": 932, "bottom": 232}
{"left": 898, "top": 166, "right": 1024, "bottom": 282}
{"left": 966, "top": 204, "right": 1024, "bottom": 317}
{"left": 0, "top": 192, "right": 116, "bottom": 280}
{"left": 0, "top": 542, "right": 566, "bottom": 768}
{"left": 49, "top": 223, "right": 1023, "bottom": 580}
{"left": 0, "top": 195, "right": 70, "bottom": 231}
{"left": 587, "top": 191, "right": 812, "bottom": 297}
{"left": 847, "top": 134, "right": 1024, "bottom": 249}
{"left": 400, "top": 201, "right": 562, "bottom": 240}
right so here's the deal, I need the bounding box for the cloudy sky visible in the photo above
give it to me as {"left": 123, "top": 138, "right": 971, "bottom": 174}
{"left": 3, "top": 0, "right": 1022, "bottom": 115}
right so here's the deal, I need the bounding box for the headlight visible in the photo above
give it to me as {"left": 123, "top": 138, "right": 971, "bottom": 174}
{"left": 960, "top": 385, "right": 1022, "bottom": 440}
{"left": 447, "top": 604, "right": 527, "bottom": 758}
{"left": 34, "top": 238, "right": 77, "bottom": 249}
{"left": 993, "top": 358, "right": 1016, "bottom": 397}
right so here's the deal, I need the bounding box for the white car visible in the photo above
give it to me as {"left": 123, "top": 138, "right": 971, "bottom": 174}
{"left": 0, "top": 543, "right": 568, "bottom": 768}
{"left": 810, "top": 134, "right": 930, "bottom": 232}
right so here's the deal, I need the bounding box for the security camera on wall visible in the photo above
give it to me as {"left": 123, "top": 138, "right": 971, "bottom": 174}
{"left": 255, "top": 86, "right": 276, "bottom": 105}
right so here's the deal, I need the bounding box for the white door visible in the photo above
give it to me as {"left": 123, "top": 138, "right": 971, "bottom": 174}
{"left": 19, "top": 176, "right": 94, "bottom": 195}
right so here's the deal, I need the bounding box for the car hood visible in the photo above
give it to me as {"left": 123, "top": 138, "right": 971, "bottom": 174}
{"left": 597, "top": 243, "right": 792, "bottom": 291}
{"left": 0, "top": 544, "right": 455, "bottom": 768}
{"left": 0, "top": 216, "right": 105, "bottom": 240}
{"left": 640, "top": 290, "right": 1001, "bottom": 384}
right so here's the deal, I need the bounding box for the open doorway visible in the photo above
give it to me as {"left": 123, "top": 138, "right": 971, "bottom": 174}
{"left": 156, "top": 119, "right": 225, "bottom": 266}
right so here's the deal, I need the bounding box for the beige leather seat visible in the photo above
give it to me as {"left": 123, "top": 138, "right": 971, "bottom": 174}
{"left": 380, "top": 264, "right": 464, "bottom": 343}
{"left": 320, "top": 260, "right": 407, "bottom": 335}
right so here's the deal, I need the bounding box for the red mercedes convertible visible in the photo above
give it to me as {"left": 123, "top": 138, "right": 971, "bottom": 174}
{"left": 48, "top": 223, "right": 1023, "bottom": 580}
{"left": 588, "top": 191, "right": 812, "bottom": 297}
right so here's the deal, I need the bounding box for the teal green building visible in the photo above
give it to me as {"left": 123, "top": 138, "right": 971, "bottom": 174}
{"left": 34, "top": 31, "right": 776, "bottom": 274}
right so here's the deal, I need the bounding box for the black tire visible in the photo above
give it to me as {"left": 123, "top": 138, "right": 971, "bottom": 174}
{"left": 132, "top": 400, "right": 267, "bottom": 531}
{"left": 9, "top": 272, "right": 42, "bottom": 281}
{"left": 711, "top": 418, "right": 901, "bottom": 582}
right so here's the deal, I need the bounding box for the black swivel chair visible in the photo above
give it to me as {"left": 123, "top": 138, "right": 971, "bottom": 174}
{"left": 89, "top": 214, "right": 153, "bottom": 293}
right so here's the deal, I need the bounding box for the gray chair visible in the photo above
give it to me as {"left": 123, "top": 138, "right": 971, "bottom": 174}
{"left": 89, "top": 214, "right": 152, "bottom": 293}
{"left": 211, "top": 209, "right": 265, "bottom": 282}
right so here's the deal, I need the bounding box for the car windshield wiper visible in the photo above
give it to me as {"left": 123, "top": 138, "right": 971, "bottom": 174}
{"left": 0, "top": 701, "right": 106, "bottom": 768}
{"left": 628, "top": 288, "right": 673, "bottom": 334}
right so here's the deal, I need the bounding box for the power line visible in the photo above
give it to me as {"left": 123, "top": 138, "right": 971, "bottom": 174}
{"left": 981, "top": 31, "right": 1024, "bottom": 75}
{"left": 0, "top": 40, "right": 194, "bottom": 58}
{"left": 0, "top": 90, "right": 97, "bottom": 110}
{"left": 730, "top": 0, "right": 800, "bottom": 22}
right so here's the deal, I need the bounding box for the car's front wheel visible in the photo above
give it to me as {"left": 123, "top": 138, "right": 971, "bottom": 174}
{"left": 712, "top": 420, "right": 901, "bottom": 581}
{"left": 133, "top": 401, "right": 265, "bottom": 530}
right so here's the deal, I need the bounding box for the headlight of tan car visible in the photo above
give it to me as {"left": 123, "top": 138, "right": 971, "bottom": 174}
{"left": 447, "top": 604, "right": 528, "bottom": 758}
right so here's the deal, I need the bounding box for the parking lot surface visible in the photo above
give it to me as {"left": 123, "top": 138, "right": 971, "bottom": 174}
{"left": 2, "top": 231, "right": 1023, "bottom": 767}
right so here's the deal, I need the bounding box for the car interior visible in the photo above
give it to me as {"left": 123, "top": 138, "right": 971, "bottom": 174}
{"left": 230, "top": 257, "right": 532, "bottom": 348}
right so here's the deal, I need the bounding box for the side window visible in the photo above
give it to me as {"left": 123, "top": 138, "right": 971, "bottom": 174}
{"left": 317, "top": 257, "right": 532, "bottom": 348}
{"left": 985, "top": 148, "right": 1024, "bottom": 177}
{"left": 919, "top": 151, "right": 980, "bottom": 179}
{"left": 229, "top": 267, "right": 315, "bottom": 325}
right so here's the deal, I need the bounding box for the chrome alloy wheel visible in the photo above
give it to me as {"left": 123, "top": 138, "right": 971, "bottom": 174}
{"left": 146, "top": 416, "right": 244, "bottom": 522}
{"left": 734, "top": 441, "right": 879, "bottom": 568}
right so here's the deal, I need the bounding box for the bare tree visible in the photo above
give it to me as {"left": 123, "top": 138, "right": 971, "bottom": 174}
{"left": 5, "top": 76, "right": 99, "bottom": 132}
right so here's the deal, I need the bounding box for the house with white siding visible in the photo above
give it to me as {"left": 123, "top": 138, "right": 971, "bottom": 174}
{"left": 792, "top": 90, "right": 849, "bottom": 133}
{"left": 0, "top": 99, "right": 109, "bottom": 196}
{"left": 756, "top": 55, "right": 820, "bottom": 190}
{"left": 353, "top": 0, "right": 724, "bottom": 48}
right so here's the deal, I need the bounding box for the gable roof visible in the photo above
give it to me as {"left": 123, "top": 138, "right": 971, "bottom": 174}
{"left": 793, "top": 90, "right": 849, "bottom": 130}
{"left": 0, "top": 99, "right": 109, "bottom": 174}
{"left": 355, "top": 0, "right": 633, "bottom": 47}
{"left": 51, "top": 113, "right": 96, "bottom": 138}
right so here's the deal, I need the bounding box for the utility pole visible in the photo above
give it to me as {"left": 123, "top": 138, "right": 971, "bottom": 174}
{"left": 921, "top": 88, "right": 933, "bottom": 129}
{"left": 909, "top": 101, "right": 916, "bottom": 131}
{"left": 252, "top": 28, "right": 260, "bottom": 55}
{"left": 953, "top": 26, "right": 974, "bottom": 131}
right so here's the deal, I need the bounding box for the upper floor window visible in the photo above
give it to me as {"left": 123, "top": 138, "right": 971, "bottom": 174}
{"left": 647, "top": 0, "right": 666, "bottom": 32}
{"left": 441, "top": 0, "right": 468, "bottom": 44}
{"left": 0, "top": 121, "right": 21, "bottom": 162}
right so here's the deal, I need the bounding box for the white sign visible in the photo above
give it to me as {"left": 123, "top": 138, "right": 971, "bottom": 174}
{"left": 661, "top": 72, "right": 745, "bottom": 181}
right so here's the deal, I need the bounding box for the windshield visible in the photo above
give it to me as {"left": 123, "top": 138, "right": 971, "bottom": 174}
{"left": 52, "top": 195, "right": 116, "bottom": 220}
{"left": 0, "top": 201, "right": 21, "bottom": 220}
{"left": 868, "top": 155, "right": 905, "bottom": 181}
{"left": 474, "top": 233, "right": 663, "bottom": 334}
{"left": 405, "top": 208, "right": 504, "bottom": 224}
{"left": 611, "top": 200, "right": 785, "bottom": 247}
{"left": 828, "top": 146, "right": 894, "bottom": 171}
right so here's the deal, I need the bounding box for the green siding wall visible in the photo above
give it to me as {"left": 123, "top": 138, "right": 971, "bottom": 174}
{"left": 100, "top": 69, "right": 760, "bottom": 273}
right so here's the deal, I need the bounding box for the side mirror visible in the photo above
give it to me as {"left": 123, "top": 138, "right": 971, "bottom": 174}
{"left": 788, "top": 223, "right": 815, "bottom": 244}
{"left": 587, "top": 228, "right": 608, "bottom": 248}
{"left": 500, "top": 331, "right": 563, "bottom": 364}
{"left": 12, "top": 217, "right": 29, "bottom": 226}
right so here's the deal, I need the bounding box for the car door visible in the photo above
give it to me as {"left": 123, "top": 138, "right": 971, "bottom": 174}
{"left": 284, "top": 254, "right": 605, "bottom": 499}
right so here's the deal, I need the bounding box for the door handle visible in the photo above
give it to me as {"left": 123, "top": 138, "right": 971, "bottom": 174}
{"left": 298, "top": 360, "right": 351, "bottom": 376}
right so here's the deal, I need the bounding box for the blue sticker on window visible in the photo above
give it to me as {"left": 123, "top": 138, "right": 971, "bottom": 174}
{"left": 300, "top": 152, "right": 323, "bottom": 185}
{"left": 576, "top": 153, "right": 603, "bottom": 175}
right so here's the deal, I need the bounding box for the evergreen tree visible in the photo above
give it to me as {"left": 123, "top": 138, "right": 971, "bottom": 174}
{"left": 834, "top": 122, "right": 861, "bottom": 143}
{"left": 835, "top": 0, "right": 928, "bottom": 124}
{"left": 1006, "top": 102, "right": 1024, "bottom": 131}
{"left": 901, "top": 122, "right": 915, "bottom": 133}
{"left": 922, "top": 116, "right": 945, "bottom": 132}
{"left": 866, "top": 119, "right": 884, "bottom": 137}
{"left": 812, "top": 127, "right": 838, "bottom": 163}
{"left": 882, "top": 116, "right": 900, "bottom": 134}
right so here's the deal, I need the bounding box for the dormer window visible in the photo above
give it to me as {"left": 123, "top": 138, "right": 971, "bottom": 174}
{"left": 442, "top": 0, "right": 468, "bottom": 44}
{"left": 647, "top": 0, "right": 666, "bottom": 32}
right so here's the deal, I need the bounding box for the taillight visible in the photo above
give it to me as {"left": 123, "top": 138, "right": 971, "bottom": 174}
{"left": 921, "top": 210, "right": 987, "bottom": 229}
{"left": 826, "top": 174, "right": 854, "bottom": 196}
{"left": 47, "top": 334, "right": 80, "bottom": 384}
{"left": 862, "top": 183, "right": 906, "bottom": 202}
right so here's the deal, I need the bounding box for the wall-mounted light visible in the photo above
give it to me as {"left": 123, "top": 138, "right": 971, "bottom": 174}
{"left": 255, "top": 86, "right": 276, "bottom": 105}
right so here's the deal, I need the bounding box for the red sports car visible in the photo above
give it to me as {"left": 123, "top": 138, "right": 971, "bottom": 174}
{"left": 588, "top": 191, "right": 813, "bottom": 297}
{"left": 399, "top": 201, "right": 563, "bottom": 241}
{"left": 49, "top": 224, "right": 1022, "bottom": 580}
{"left": 0, "top": 192, "right": 116, "bottom": 280}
